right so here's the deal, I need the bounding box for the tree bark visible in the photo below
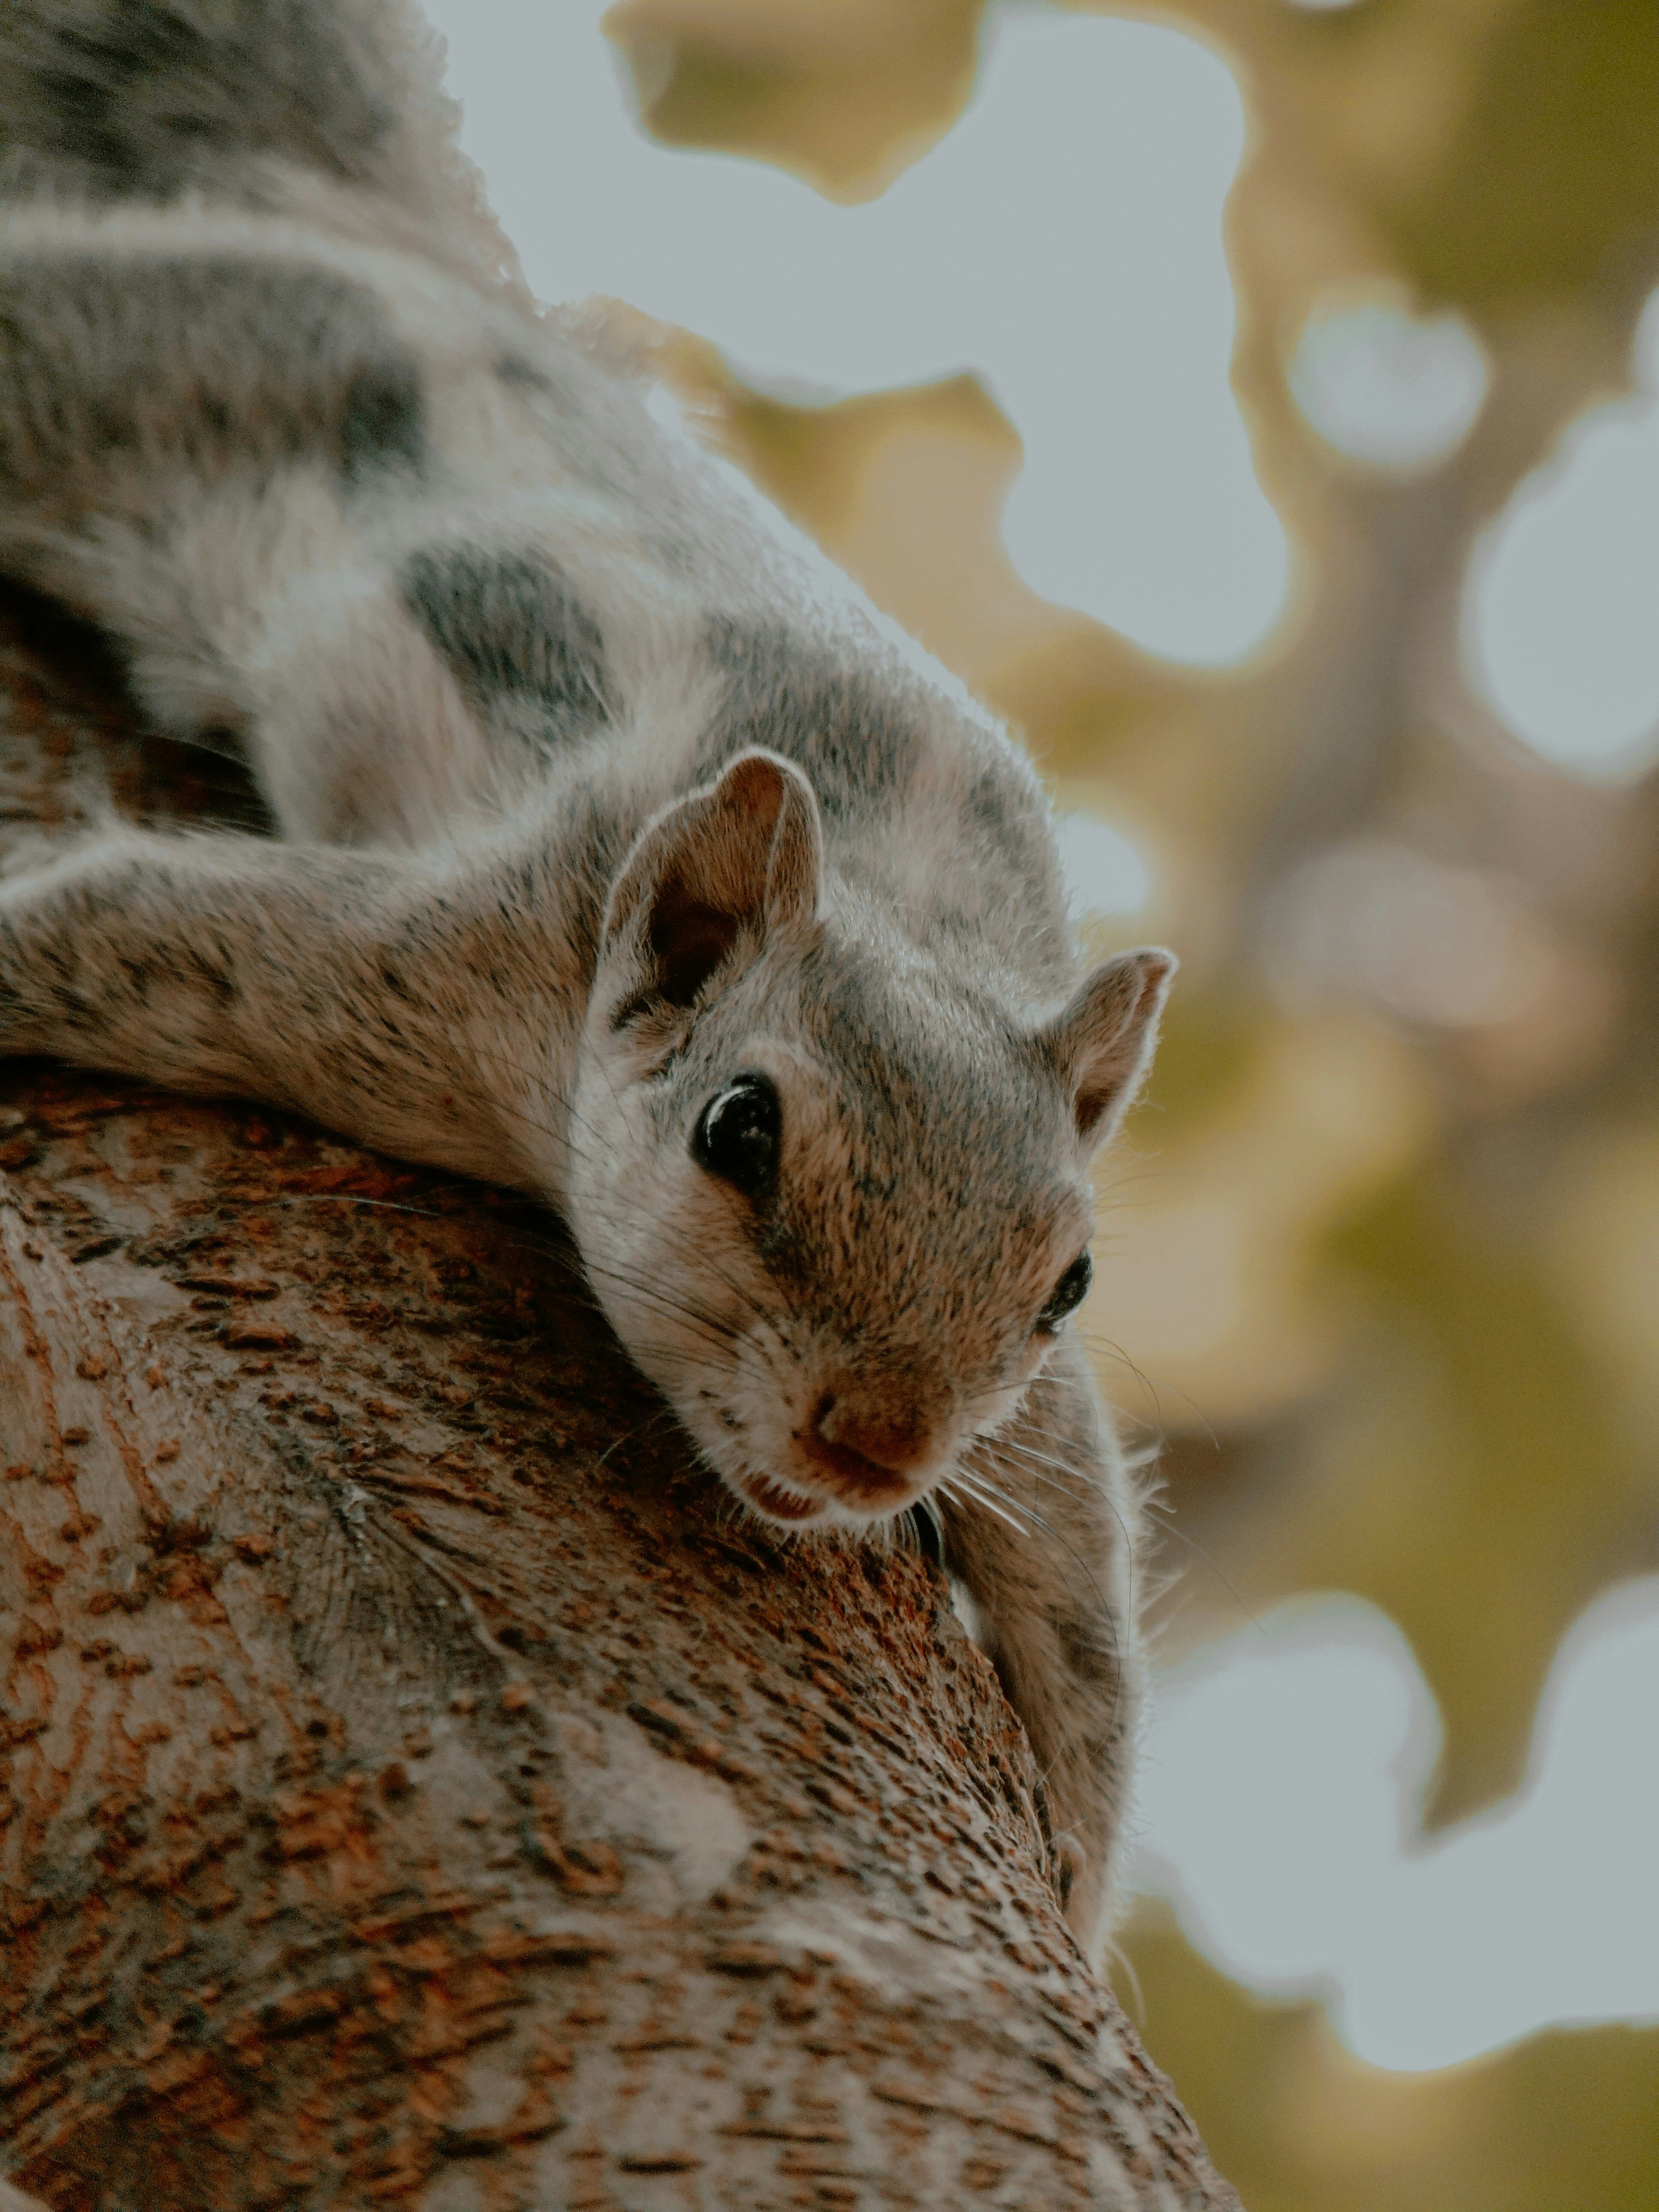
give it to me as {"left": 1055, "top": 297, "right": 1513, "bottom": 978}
{"left": 0, "top": 593, "right": 1240, "bottom": 2210}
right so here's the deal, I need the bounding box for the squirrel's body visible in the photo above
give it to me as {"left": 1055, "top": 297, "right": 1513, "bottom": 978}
{"left": 0, "top": 0, "right": 1172, "bottom": 1951}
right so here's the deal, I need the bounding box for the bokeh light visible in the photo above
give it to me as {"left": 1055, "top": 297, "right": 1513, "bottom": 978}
{"left": 1290, "top": 296, "right": 1490, "bottom": 472}
{"left": 1055, "top": 812, "right": 1153, "bottom": 922}
{"left": 1131, "top": 1582, "right": 1659, "bottom": 2072}
{"left": 1465, "top": 291, "right": 1659, "bottom": 779}
{"left": 1262, "top": 839, "right": 1556, "bottom": 1028}
{"left": 425, "top": 1, "right": 1291, "bottom": 666}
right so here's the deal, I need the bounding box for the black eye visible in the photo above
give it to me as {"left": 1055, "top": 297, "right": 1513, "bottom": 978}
{"left": 1036, "top": 1251, "right": 1092, "bottom": 1333}
{"left": 691, "top": 1072, "right": 781, "bottom": 1198}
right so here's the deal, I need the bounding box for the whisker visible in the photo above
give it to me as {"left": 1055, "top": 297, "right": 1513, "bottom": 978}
{"left": 1073, "top": 1323, "right": 1218, "bottom": 1445}
{"left": 953, "top": 1451, "right": 1129, "bottom": 1736}
{"left": 946, "top": 1467, "right": 1030, "bottom": 1537}
{"left": 988, "top": 1434, "right": 1094, "bottom": 1500}
{"left": 1138, "top": 1501, "right": 1268, "bottom": 1636}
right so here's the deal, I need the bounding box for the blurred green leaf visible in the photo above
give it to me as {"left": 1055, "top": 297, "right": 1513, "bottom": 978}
{"left": 1305, "top": 1162, "right": 1644, "bottom": 1820}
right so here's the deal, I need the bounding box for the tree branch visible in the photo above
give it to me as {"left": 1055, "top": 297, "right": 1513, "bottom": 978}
{"left": 0, "top": 592, "right": 1239, "bottom": 2209}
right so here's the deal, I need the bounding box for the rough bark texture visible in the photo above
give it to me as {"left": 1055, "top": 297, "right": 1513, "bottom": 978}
{"left": 0, "top": 592, "right": 1241, "bottom": 2210}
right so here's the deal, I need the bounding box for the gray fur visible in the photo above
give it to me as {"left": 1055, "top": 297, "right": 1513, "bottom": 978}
{"left": 14, "top": 0, "right": 387, "bottom": 191}
{"left": 0, "top": 0, "right": 1176, "bottom": 1957}
{"left": 0, "top": 0, "right": 394, "bottom": 190}
{"left": 0, "top": 253, "right": 425, "bottom": 495}
{"left": 702, "top": 616, "right": 926, "bottom": 811}
{"left": 403, "top": 545, "right": 616, "bottom": 747}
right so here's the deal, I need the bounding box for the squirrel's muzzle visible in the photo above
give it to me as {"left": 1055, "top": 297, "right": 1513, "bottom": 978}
{"left": 792, "top": 1386, "right": 941, "bottom": 1508}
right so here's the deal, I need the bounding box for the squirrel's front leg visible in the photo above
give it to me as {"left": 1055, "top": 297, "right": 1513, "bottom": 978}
{"left": 938, "top": 1333, "right": 1148, "bottom": 1960}
{"left": 0, "top": 825, "right": 573, "bottom": 1194}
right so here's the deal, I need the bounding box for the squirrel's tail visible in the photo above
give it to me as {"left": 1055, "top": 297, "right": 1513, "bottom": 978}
{"left": 0, "top": 0, "right": 521, "bottom": 290}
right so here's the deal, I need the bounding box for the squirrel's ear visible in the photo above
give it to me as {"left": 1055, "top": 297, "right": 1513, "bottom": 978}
{"left": 601, "top": 750, "right": 823, "bottom": 1017}
{"left": 1040, "top": 948, "right": 1176, "bottom": 1151}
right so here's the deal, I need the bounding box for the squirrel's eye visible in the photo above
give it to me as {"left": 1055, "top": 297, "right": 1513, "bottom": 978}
{"left": 1036, "top": 1250, "right": 1092, "bottom": 1333}
{"left": 691, "top": 1072, "right": 781, "bottom": 1197}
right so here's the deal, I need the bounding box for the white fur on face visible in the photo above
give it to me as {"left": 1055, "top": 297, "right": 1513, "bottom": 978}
{"left": 678, "top": 1313, "right": 1057, "bottom": 1534}
{"left": 577, "top": 1252, "right": 1061, "bottom": 1538}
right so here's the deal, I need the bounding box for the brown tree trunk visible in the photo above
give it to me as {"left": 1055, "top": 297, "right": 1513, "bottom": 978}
{"left": 0, "top": 594, "right": 1240, "bottom": 2209}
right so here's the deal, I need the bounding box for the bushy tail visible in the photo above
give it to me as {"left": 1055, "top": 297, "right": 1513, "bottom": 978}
{"left": 0, "top": 0, "right": 522, "bottom": 291}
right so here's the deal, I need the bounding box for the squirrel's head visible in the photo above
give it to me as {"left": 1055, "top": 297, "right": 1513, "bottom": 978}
{"left": 567, "top": 750, "right": 1173, "bottom": 1532}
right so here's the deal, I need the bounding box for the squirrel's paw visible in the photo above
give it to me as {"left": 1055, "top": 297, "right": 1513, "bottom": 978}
{"left": 0, "top": 822, "right": 134, "bottom": 1055}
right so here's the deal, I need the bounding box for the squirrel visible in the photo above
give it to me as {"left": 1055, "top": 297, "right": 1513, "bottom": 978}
{"left": 0, "top": 0, "right": 1174, "bottom": 1955}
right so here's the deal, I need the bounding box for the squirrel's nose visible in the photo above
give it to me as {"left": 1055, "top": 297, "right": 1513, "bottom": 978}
{"left": 814, "top": 1392, "right": 930, "bottom": 1471}
{"left": 796, "top": 1391, "right": 933, "bottom": 1502}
